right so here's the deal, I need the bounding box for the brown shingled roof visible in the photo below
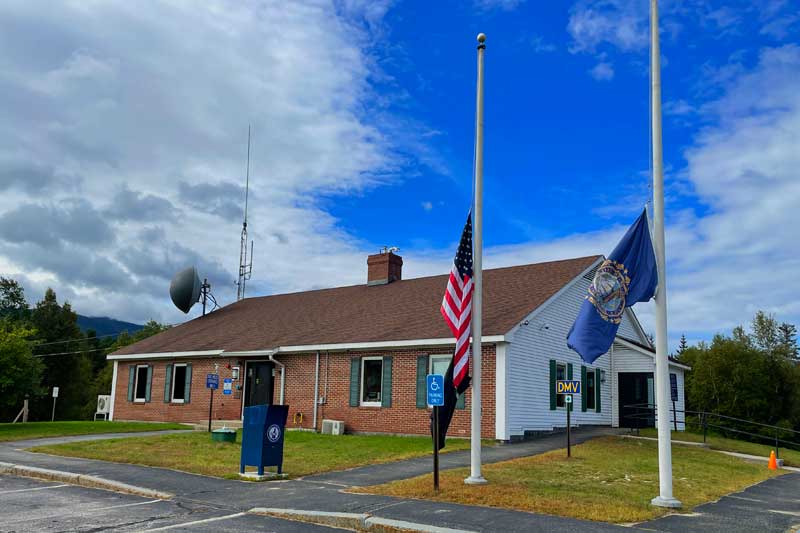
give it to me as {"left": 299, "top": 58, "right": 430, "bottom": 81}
{"left": 113, "top": 255, "right": 600, "bottom": 356}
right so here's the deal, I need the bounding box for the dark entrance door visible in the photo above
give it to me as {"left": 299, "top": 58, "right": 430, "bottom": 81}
{"left": 619, "top": 372, "right": 655, "bottom": 428}
{"left": 245, "top": 361, "right": 274, "bottom": 408}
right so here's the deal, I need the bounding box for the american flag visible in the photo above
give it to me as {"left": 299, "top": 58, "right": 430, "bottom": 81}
{"left": 440, "top": 211, "right": 473, "bottom": 389}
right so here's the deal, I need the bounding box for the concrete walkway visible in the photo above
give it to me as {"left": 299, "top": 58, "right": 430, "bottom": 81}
{"left": 306, "top": 426, "right": 619, "bottom": 486}
{"left": 5, "top": 429, "right": 192, "bottom": 449}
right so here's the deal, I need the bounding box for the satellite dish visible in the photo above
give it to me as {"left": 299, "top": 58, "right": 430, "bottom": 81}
{"left": 170, "top": 266, "right": 202, "bottom": 313}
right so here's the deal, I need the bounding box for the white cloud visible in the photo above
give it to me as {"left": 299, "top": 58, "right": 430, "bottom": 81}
{"left": 421, "top": 201, "right": 433, "bottom": 211}
{"left": 0, "top": 1, "right": 436, "bottom": 324}
{"left": 474, "top": 0, "right": 525, "bottom": 12}
{"left": 589, "top": 61, "right": 615, "bottom": 81}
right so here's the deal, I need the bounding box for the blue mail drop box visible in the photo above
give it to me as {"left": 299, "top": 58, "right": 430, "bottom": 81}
{"left": 240, "top": 404, "right": 289, "bottom": 476}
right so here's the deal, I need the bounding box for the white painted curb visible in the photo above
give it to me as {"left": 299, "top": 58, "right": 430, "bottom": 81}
{"left": 0, "top": 461, "right": 173, "bottom": 499}
{"left": 249, "top": 507, "right": 477, "bottom": 533}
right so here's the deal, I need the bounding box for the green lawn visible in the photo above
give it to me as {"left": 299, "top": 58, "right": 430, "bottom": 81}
{"left": 638, "top": 428, "right": 800, "bottom": 467}
{"left": 31, "top": 430, "right": 478, "bottom": 479}
{"left": 0, "top": 421, "right": 192, "bottom": 442}
{"left": 353, "top": 436, "right": 782, "bottom": 524}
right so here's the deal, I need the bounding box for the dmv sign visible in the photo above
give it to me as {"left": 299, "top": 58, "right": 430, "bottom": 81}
{"left": 556, "top": 380, "right": 581, "bottom": 395}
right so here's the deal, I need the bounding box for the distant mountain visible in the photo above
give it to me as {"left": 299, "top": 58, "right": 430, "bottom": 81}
{"left": 76, "top": 315, "right": 144, "bottom": 338}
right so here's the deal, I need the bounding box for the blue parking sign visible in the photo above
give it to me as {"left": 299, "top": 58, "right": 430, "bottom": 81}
{"left": 206, "top": 373, "right": 219, "bottom": 390}
{"left": 427, "top": 374, "right": 445, "bottom": 407}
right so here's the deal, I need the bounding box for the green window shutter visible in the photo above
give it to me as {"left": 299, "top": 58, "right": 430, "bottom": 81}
{"left": 144, "top": 366, "right": 153, "bottom": 403}
{"left": 164, "top": 364, "right": 173, "bottom": 403}
{"left": 595, "top": 368, "right": 602, "bottom": 413}
{"left": 567, "top": 363, "right": 573, "bottom": 412}
{"left": 382, "top": 356, "right": 393, "bottom": 407}
{"left": 349, "top": 358, "right": 360, "bottom": 407}
{"left": 456, "top": 390, "right": 466, "bottom": 409}
{"left": 581, "top": 366, "right": 587, "bottom": 412}
{"left": 549, "top": 360, "right": 556, "bottom": 410}
{"left": 416, "top": 355, "right": 429, "bottom": 408}
{"left": 127, "top": 366, "right": 135, "bottom": 402}
{"left": 184, "top": 363, "right": 192, "bottom": 404}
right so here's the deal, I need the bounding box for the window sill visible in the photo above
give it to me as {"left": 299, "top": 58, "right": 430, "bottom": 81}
{"left": 358, "top": 403, "right": 383, "bottom": 408}
{"left": 171, "top": 400, "right": 185, "bottom": 404}
{"left": 133, "top": 399, "right": 146, "bottom": 404}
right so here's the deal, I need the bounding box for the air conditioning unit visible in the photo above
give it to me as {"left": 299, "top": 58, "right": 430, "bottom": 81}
{"left": 321, "top": 419, "right": 345, "bottom": 435}
{"left": 97, "top": 395, "right": 111, "bottom": 414}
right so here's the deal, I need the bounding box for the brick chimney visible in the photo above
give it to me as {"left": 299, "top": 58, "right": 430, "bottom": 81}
{"left": 367, "top": 250, "right": 403, "bottom": 286}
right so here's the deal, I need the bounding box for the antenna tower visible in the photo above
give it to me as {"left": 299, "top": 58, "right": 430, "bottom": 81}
{"left": 236, "top": 126, "right": 254, "bottom": 301}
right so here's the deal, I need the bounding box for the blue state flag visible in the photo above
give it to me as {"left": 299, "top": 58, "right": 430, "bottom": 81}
{"left": 567, "top": 209, "right": 657, "bottom": 364}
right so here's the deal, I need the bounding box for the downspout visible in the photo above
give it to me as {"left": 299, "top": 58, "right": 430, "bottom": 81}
{"left": 268, "top": 353, "right": 285, "bottom": 405}
{"left": 313, "top": 351, "right": 320, "bottom": 432}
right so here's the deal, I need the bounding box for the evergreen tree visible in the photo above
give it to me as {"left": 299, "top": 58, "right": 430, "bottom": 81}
{"left": 676, "top": 334, "right": 688, "bottom": 356}
{"left": 779, "top": 322, "right": 798, "bottom": 358}
{"left": 0, "top": 321, "right": 44, "bottom": 421}
{"left": 30, "top": 289, "right": 90, "bottom": 420}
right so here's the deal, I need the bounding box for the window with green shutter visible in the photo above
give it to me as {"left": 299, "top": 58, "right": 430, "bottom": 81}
{"left": 549, "top": 360, "right": 556, "bottom": 410}
{"left": 416, "top": 355, "right": 429, "bottom": 408}
{"left": 586, "top": 369, "right": 596, "bottom": 411}
{"left": 164, "top": 364, "right": 173, "bottom": 403}
{"left": 381, "top": 356, "right": 392, "bottom": 407}
{"left": 581, "top": 366, "right": 587, "bottom": 412}
{"left": 595, "top": 368, "right": 601, "bottom": 412}
{"left": 127, "top": 366, "right": 135, "bottom": 402}
{"left": 349, "top": 358, "right": 360, "bottom": 407}
{"left": 184, "top": 363, "right": 192, "bottom": 403}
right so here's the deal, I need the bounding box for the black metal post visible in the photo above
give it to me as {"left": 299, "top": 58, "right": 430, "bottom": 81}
{"left": 775, "top": 429, "right": 780, "bottom": 460}
{"left": 208, "top": 388, "right": 214, "bottom": 433}
{"left": 566, "top": 396, "right": 571, "bottom": 458}
{"left": 433, "top": 405, "right": 440, "bottom": 493}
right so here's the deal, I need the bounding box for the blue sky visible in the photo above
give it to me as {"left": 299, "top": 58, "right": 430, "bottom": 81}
{"left": 0, "top": 0, "right": 798, "bottom": 349}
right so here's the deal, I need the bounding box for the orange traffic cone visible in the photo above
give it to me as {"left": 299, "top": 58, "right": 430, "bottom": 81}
{"left": 768, "top": 450, "right": 778, "bottom": 470}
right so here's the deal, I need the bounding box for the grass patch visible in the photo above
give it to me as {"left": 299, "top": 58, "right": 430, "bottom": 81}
{"left": 0, "top": 421, "right": 191, "bottom": 442}
{"left": 353, "top": 436, "right": 782, "bottom": 523}
{"left": 637, "top": 428, "right": 800, "bottom": 467}
{"left": 31, "top": 430, "right": 478, "bottom": 479}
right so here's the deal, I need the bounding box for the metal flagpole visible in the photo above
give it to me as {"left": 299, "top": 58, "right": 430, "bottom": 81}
{"left": 650, "top": 0, "right": 681, "bottom": 509}
{"left": 465, "top": 32, "right": 487, "bottom": 486}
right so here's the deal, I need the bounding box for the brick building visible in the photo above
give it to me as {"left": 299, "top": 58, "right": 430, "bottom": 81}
{"left": 108, "top": 252, "right": 688, "bottom": 440}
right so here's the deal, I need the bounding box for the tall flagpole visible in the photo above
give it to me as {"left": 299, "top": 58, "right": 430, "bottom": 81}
{"left": 465, "top": 32, "right": 487, "bottom": 486}
{"left": 650, "top": 0, "right": 681, "bottom": 509}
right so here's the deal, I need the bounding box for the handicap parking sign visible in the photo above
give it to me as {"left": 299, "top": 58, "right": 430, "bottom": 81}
{"left": 427, "top": 374, "right": 445, "bottom": 407}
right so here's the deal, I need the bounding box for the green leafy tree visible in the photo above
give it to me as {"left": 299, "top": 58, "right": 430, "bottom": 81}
{"left": 0, "top": 322, "right": 44, "bottom": 421}
{"left": 0, "top": 277, "right": 29, "bottom": 322}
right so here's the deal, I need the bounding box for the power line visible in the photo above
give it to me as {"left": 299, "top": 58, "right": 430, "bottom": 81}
{"left": 30, "top": 331, "right": 126, "bottom": 348}
{"left": 31, "top": 346, "right": 116, "bottom": 358}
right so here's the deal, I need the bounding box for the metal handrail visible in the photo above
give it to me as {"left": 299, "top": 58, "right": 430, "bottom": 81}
{"left": 621, "top": 402, "right": 800, "bottom": 459}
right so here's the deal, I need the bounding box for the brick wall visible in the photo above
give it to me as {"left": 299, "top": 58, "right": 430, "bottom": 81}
{"left": 112, "top": 344, "right": 497, "bottom": 438}
{"left": 112, "top": 357, "right": 244, "bottom": 424}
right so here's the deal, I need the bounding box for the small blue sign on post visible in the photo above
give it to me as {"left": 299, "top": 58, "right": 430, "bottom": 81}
{"left": 223, "top": 378, "right": 232, "bottom": 395}
{"left": 427, "top": 374, "right": 445, "bottom": 407}
{"left": 206, "top": 373, "right": 219, "bottom": 390}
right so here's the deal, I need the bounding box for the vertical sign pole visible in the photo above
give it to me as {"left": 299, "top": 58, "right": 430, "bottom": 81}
{"left": 51, "top": 397, "right": 56, "bottom": 422}
{"left": 650, "top": 0, "right": 681, "bottom": 509}
{"left": 673, "top": 401, "right": 677, "bottom": 432}
{"left": 567, "top": 396, "right": 571, "bottom": 458}
{"left": 208, "top": 388, "right": 214, "bottom": 433}
{"left": 433, "top": 405, "right": 440, "bottom": 493}
{"left": 466, "top": 31, "right": 487, "bottom": 487}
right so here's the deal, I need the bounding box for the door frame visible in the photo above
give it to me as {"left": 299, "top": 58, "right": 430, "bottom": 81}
{"left": 618, "top": 371, "right": 655, "bottom": 428}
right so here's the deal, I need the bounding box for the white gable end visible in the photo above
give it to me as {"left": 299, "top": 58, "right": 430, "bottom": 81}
{"left": 501, "top": 262, "right": 651, "bottom": 438}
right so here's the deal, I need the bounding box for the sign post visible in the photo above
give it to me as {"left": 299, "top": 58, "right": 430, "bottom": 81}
{"left": 427, "top": 374, "right": 445, "bottom": 493}
{"left": 206, "top": 373, "right": 219, "bottom": 433}
{"left": 556, "top": 380, "right": 581, "bottom": 458}
{"left": 51, "top": 387, "right": 59, "bottom": 422}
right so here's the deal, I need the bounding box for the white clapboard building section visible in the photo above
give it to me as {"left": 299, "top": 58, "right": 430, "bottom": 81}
{"left": 497, "top": 257, "right": 688, "bottom": 440}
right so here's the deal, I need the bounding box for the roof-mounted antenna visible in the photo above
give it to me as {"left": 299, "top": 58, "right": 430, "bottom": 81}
{"left": 236, "top": 125, "right": 254, "bottom": 301}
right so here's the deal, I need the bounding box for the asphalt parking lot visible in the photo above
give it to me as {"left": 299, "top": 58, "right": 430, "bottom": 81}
{"left": 0, "top": 474, "right": 339, "bottom": 532}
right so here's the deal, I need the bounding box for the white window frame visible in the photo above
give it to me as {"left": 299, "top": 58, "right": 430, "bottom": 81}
{"left": 428, "top": 355, "right": 451, "bottom": 408}
{"left": 171, "top": 363, "right": 187, "bottom": 404}
{"left": 133, "top": 365, "right": 149, "bottom": 403}
{"left": 555, "top": 362, "right": 567, "bottom": 409}
{"left": 360, "top": 356, "right": 383, "bottom": 407}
